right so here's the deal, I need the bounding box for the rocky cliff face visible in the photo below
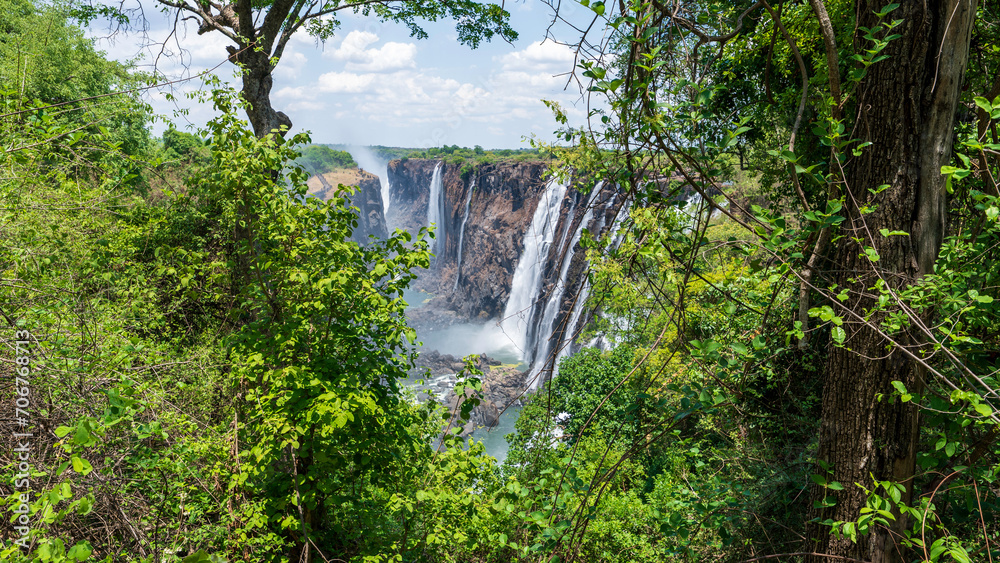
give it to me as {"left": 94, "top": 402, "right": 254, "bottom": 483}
{"left": 387, "top": 158, "right": 632, "bottom": 390}
{"left": 307, "top": 169, "right": 388, "bottom": 244}
{"left": 387, "top": 158, "right": 553, "bottom": 319}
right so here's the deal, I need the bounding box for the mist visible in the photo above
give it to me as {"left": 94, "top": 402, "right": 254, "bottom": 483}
{"left": 346, "top": 146, "right": 391, "bottom": 216}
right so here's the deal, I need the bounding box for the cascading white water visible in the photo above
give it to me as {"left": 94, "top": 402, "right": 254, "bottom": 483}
{"left": 499, "top": 176, "right": 569, "bottom": 358}
{"left": 527, "top": 182, "right": 605, "bottom": 386}
{"left": 558, "top": 277, "right": 591, "bottom": 363}
{"left": 384, "top": 177, "right": 392, "bottom": 218}
{"left": 427, "top": 162, "right": 446, "bottom": 256}
{"left": 453, "top": 179, "right": 475, "bottom": 291}
{"left": 578, "top": 192, "right": 633, "bottom": 354}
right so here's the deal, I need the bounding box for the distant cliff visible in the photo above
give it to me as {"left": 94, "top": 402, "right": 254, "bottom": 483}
{"left": 387, "top": 157, "right": 629, "bottom": 386}
{"left": 387, "top": 158, "right": 553, "bottom": 319}
{"left": 307, "top": 168, "right": 388, "bottom": 244}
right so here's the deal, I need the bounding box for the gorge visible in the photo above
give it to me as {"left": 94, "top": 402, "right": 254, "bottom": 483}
{"left": 310, "top": 155, "right": 630, "bottom": 455}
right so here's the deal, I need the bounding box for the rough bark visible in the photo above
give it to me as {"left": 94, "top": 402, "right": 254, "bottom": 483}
{"left": 807, "top": 2, "right": 976, "bottom": 562}
{"left": 236, "top": 46, "right": 293, "bottom": 138}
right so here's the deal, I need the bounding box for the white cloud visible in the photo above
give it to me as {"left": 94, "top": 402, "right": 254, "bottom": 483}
{"left": 88, "top": 9, "right": 588, "bottom": 146}
{"left": 324, "top": 30, "right": 417, "bottom": 72}
{"left": 285, "top": 100, "right": 326, "bottom": 112}
{"left": 275, "top": 86, "right": 312, "bottom": 100}
{"left": 499, "top": 40, "right": 576, "bottom": 74}
{"left": 274, "top": 51, "right": 309, "bottom": 80}
{"left": 317, "top": 71, "right": 377, "bottom": 94}
{"left": 280, "top": 38, "right": 581, "bottom": 137}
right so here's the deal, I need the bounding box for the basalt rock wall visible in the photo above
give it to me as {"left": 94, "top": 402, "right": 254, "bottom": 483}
{"left": 307, "top": 169, "right": 388, "bottom": 244}
{"left": 386, "top": 158, "right": 632, "bottom": 386}
{"left": 387, "top": 158, "right": 553, "bottom": 319}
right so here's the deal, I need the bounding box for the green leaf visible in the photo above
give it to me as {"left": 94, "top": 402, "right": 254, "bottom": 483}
{"left": 67, "top": 543, "right": 92, "bottom": 561}
{"left": 181, "top": 550, "right": 217, "bottom": 563}
{"left": 73, "top": 424, "right": 91, "bottom": 446}
{"left": 831, "top": 326, "right": 846, "bottom": 344}
{"left": 875, "top": 3, "right": 900, "bottom": 17}
{"left": 76, "top": 496, "right": 93, "bottom": 515}
{"left": 71, "top": 455, "right": 93, "bottom": 476}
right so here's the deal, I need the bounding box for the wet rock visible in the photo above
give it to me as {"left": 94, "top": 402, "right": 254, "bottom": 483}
{"left": 441, "top": 359, "right": 528, "bottom": 436}
{"left": 387, "top": 158, "right": 552, "bottom": 319}
{"left": 411, "top": 349, "right": 464, "bottom": 377}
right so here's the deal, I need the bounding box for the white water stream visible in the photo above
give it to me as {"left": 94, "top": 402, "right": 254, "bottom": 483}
{"left": 453, "top": 179, "right": 475, "bottom": 291}
{"left": 526, "top": 182, "right": 605, "bottom": 388}
{"left": 499, "top": 176, "right": 570, "bottom": 357}
{"left": 427, "top": 162, "right": 446, "bottom": 256}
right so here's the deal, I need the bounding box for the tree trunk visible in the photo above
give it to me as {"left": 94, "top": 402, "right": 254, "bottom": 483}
{"left": 231, "top": 0, "right": 293, "bottom": 139}
{"left": 807, "top": 1, "right": 976, "bottom": 562}
{"left": 227, "top": 36, "right": 292, "bottom": 294}
{"left": 235, "top": 46, "right": 293, "bottom": 138}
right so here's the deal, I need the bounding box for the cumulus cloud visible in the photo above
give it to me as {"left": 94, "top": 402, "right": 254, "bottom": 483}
{"left": 324, "top": 30, "right": 417, "bottom": 72}
{"left": 99, "top": 12, "right": 587, "bottom": 146}
{"left": 317, "top": 71, "right": 378, "bottom": 94}
{"left": 499, "top": 40, "right": 576, "bottom": 74}
{"left": 274, "top": 36, "right": 583, "bottom": 143}
{"left": 274, "top": 51, "right": 309, "bottom": 80}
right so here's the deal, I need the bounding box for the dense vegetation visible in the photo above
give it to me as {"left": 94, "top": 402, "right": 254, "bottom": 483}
{"left": 2, "top": 1, "right": 1000, "bottom": 563}
{"left": 295, "top": 145, "right": 357, "bottom": 176}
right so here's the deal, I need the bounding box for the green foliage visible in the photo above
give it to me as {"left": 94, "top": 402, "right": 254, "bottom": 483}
{"left": 0, "top": 0, "right": 151, "bottom": 156}
{"left": 511, "top": 347, "right": 637, "bottom": 455}
{"left": 406, "top": 145, "right": 546, "bottom": 164}
{"left": 7, "top": 1, "right": 1000, "bottom": 562}
{"left": 162, "top": 125, "right": 208, "bottom": 162}
{"left": 295, "top": 144, "right": 358, "bottom": 176}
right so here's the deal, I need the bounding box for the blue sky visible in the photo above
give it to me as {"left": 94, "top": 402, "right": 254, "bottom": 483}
{"left": 91, "top": 1, "right": 597, "bottom": 148}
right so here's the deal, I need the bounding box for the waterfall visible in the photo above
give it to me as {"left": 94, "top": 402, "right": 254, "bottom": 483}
{"left": 500, "top": 176, "right": 569, "bottom": 358}
{"left": 558, "top": 277, "right": 591, "bottom": 364}
{"left": 526, "top": 182, "right": 604, "bottom": 388}
{"left": 578, "top": 191, "right": 632, "bottom": 356}
{"left": 383, "top": 177, "right": 392, "bottom": 217}
{"left": 427, "top": 162, "right": 446, "bottom": 256}
{"left": 453, "top": 179, "right": 475, "bottom": 291}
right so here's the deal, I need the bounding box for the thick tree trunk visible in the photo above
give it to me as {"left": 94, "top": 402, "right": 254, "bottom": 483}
{"left": 231, "top": 0, "right": 293, "bottom": 139}
{"left": 236, "top": 46, "right": 293, "bottom": 138}
{"left": 227, "top": 38, "right": 292, "bottom": 294}
{"left": 807, "top": 2, "right": 976, "bottom": 562}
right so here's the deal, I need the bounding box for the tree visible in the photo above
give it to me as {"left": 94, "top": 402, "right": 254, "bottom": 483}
{"left": 153, "top": 0, "right": 517, "bottom": 137}
{"left": 543, "top": 0, "right": 986, "bottom": 561}
{"left": 0, "top": 0, "right": 151, "bottom": 156}
{"left": 807, "top": 2, "right": 976, "bottom": 561}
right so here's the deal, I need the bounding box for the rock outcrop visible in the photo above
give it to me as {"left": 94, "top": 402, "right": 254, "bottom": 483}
{"left": 307, "top": 168, "right": 388, "bottom": 244}
{"left": 441, "top": 358, "right": 527, "bottom": 436}
{"left": 388, "top": 157, "right": 635, "bottom": 390}
{"left": 387, "top": 158, "right": 553, "bottom": 319}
